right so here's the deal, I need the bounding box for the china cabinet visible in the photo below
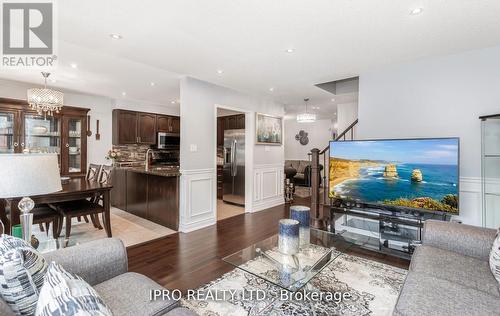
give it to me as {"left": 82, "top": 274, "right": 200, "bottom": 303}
{"left": 480, "top": 113, "right": 500, "bottom": 228}
{"left": 0, "top": 98, "right": 89, "bottom": 177}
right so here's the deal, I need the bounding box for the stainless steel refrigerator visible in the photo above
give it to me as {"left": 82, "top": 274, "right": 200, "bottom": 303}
{"left": 223, "top": 129, "right": 245, "bottom": 206}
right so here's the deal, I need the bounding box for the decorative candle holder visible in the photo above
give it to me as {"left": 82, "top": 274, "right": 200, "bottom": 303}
{"left": 290, "top": 205, "right": 311, "bottom": 246}
{"left": 278, "top": 219, "right": 300, "bottom": 255}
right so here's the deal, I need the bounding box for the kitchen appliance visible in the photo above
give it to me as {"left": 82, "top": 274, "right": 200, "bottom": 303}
{"left": 223, "top": 129, "right": 245, "bottom": 206}
{"left": 157, "top": 132, "right": 180, "bottom": 149}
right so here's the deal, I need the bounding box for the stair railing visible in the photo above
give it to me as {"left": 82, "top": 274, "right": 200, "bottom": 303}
{"left": 309, "top": 119, "right": 359, "bottom": 229}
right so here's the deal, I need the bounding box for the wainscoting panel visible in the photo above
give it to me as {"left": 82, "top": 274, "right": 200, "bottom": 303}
{"left": 455, "top": 177, "right": 482, "bottom": 226}
{"left": 253, "top": 164, "right": 284, "bottom": 212}
{"left": 179, "top": 168, "right": 217, "bottom": 232}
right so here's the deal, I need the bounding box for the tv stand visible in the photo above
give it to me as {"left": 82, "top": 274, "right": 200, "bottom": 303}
{"left": 329, "top": 200, "right": 452, "bottom": 259}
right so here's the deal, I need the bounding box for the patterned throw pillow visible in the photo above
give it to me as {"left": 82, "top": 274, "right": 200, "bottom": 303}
{"left": 490, "top": 228, "right": 500, "bottom": 284}
{"left": 35, "top": 262, "right": 113, "bottom": 316}
{"left": 0, "top": 234, "right": 48, "bottom": 315}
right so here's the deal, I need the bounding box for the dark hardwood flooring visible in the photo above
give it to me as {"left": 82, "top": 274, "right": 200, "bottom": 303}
{"left": 127, "top": 197, "right": 410, "bottom": 291}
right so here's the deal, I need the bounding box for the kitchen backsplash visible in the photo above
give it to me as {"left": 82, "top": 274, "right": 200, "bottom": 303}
{"left": 112, "top": 144, "right": 151, "bottom": 162}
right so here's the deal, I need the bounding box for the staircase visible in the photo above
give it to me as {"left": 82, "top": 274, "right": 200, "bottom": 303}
{"left": 309, "top": 119, "right": 358, "bottom": 228}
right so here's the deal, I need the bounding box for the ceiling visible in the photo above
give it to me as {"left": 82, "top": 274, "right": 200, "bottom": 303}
{"left": 1, "top": 0, "right": 499, "bottom": 114}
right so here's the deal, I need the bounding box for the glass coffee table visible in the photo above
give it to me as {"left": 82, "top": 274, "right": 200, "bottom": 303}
{"left": 223, "top": 228, "right": 354, "bottom": 292}
{"left": 36, "top": 238, "right": 77, "bottom": 254}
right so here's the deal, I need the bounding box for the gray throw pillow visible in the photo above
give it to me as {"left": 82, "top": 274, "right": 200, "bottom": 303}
{"left": 490, "top": 228, "right": 500, "bottom": 284}
{"left": 35, "top": 262, "right": 113, "bottom": 316}
{"left": 0, "top": 234, "right": 47, "bottom": 316}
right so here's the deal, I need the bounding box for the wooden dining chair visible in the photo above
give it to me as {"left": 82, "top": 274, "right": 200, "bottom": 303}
{"left": 77, "top": 163, "right": 102, "bottom": 224}
{"left": 51, "top": 164, "right": 112, "bottom": 238}
{"left": 33, "top": 205, "right": 62, "bottom": 239}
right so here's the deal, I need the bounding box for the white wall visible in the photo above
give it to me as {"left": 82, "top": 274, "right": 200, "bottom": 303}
{"left": 357, "top": 45, "right": 500, "bottom": 226}
{"left": 337, "top": 102, "right": 358, "bottom": 137}
{"left": 179, "top": 77, "right": 285, "bottom": 232}
{"left": 284, "top": 118, "right": 333, "bottom": 160}
{"left": 0, "top": 79, "right": 178, "bottom": 165}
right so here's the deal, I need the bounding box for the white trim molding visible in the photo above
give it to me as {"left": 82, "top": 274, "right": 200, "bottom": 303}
{"left": 179, "top": 168, "right": 217, "bottom": 233}
{"left": 252, "top": 163, "right": 284, "bottom": 212}
{"left": 453, "top": 177, "right": 482, "bottom": 226}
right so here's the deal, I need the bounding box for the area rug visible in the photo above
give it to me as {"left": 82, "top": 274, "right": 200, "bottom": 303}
{"left": 182, "top": 251, "right": 407, "bottom": 315}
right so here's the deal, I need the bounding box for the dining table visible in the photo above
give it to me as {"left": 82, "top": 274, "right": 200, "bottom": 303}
{"left": 0, "top": 177, "right": 113, "bottom": 237}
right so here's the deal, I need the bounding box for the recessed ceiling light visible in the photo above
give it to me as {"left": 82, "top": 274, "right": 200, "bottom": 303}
{"left": 286, "top": 48, "right": 295, "bottom": 53}
{"left": 269, "top": 87, "right": 275, "bottom": 92}
{"left": 70, "top": 63, "right": 78, "bottom": 69}
{"left": 331, "top": 98, "right": 335, "bottom": 102}
{"left": 217, "top": 69, "right": 224, "bottom": 74}
{"left": 171, "top": 100, "right": 176, "bottom": 104}
{"left": 110, "top": 33, "right": 122, "bottom": 40}
{"left": 410, "top": 7, "right": 423, "bottom": 15}
{"left": 121, "top": 92, "right": 126, "bottom": 96}
{"left": 150, "top": 82, "right": 155, "bottom": 86}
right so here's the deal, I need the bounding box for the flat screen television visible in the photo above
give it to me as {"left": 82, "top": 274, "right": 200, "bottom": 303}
{"left": 329, "top": 138, "right": 459, "bottom": 214}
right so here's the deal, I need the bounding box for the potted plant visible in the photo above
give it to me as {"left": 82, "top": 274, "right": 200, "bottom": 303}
{"left": 105, "top": 149, "right": 120, "bottom": 166}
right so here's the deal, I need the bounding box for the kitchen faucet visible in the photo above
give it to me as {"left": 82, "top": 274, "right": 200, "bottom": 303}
{"left": 145, "top": 148, "right": 153, "bottom": 171}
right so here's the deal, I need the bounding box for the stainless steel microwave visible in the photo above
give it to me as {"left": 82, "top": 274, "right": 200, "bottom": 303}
{"left": 157, "top": 132, "right": 180, "bottom": 149}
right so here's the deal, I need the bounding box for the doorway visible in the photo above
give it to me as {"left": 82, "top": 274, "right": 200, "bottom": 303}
{"left": 216, "top": 107, "right": 246, "bottom": 221}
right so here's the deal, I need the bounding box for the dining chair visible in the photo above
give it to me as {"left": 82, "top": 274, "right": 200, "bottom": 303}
{"left": 77, "top": 163, "right": 102, "bottom": 224}
{"left": 51, "top": 164, "right": 112, "bottom": 238}
{"left": 33, "top": 205, "right": 62, "bottom": 238}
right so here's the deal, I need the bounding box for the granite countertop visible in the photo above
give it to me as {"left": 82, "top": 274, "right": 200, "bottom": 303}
{"left": 116, "top": 166, "right": 181, "bottom": 177}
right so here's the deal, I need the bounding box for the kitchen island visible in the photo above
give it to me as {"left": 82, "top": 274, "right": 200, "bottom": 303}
{"left": 111, "top": 166, "right": 180, "bottom": 230}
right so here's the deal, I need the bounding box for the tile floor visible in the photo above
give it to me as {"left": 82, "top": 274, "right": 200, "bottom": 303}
{"left": 217, "top": 199, "right": 245, "bottom": 221}
{"left": 33, "top": 207, "right": 176, "bottom": 248}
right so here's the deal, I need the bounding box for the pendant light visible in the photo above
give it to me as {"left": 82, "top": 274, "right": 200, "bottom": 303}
{"left": 297, "top": 98, "right": 316, "bottom": 123}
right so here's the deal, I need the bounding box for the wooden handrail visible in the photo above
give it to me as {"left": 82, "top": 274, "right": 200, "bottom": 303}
{"left": 335, "top": 118, "right": 358, "bottom": 141}
{"left": 311, "top": 118, "right": 359, "bottom": 156}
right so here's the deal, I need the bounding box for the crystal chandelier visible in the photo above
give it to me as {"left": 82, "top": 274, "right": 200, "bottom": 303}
{"left": 27, "top": 72, "right": 64, "bottom": 116}
{"left": 297, "top": 98, "right": 316, "bottom": 123}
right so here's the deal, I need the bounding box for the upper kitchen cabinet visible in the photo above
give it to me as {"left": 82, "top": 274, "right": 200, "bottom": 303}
{"left": 113, "top": 109, "right": 179, "bottom": 145}
{"left": 113, "top": 110, "right": 138, "bottom": 144}
{"left": 137, "top": 113, "right": 156, "bottom": 144}
{"left": 0, "top": 98, "right": 89, "bottom": 177}
{"left": 157, "top": 115, "right": 180, "bottom": 134}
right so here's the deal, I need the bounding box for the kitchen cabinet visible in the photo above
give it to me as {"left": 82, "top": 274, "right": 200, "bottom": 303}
{"left": 0, "top": 98, "right": 89, "bottom": 177}
{"left": 157, "top": 115, "right": 180, "bottom": 133}
{"left": 113, "top": 109, "right": 180, "bottom": 145}
{"left": 111, "top": 167, "right": 179, "bottom": 230}
{"left": 125, "top": 171, "right": 148, "bottom": 218}
{"left": 138, "top": 113, "right": 156, "bottom": 144}
{"left": 114, "top": 110, "right": 138, "bottom": 144}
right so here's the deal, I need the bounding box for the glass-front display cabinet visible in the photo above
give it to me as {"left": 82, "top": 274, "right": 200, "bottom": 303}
{"left": 481, "top": 114, "right": 500, "bottom": 228}
{"left": 0, "top": 98, "right": 89, "bottom": 177}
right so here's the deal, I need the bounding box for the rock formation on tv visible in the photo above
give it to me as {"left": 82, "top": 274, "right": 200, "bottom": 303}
{"left": 411, "top": 169, "right": 423, "bottom": 182}
{"left": 383, "top": 164, "right": 399, "bottom": 178}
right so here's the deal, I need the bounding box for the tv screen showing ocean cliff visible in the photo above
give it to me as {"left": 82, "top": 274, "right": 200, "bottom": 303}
{"left": 329, "top": 138, "right": 459, "bottom": 214}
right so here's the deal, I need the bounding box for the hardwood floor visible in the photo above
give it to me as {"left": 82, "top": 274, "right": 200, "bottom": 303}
{"left": 127, "top": 198, "right": 410, "bottom": 292}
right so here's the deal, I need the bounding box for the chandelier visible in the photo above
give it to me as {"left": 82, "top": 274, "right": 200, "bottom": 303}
{"left": 297, "top": 98, "right": 316, "bottom": 123}
{"left": 27, "top": 72, "right": 63, "bottom": 116}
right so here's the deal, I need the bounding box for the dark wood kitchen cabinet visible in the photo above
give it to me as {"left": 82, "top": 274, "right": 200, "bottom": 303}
{"left": 0, "top": 97, "right": 89, "bottom": 177}
{"left": 111, "top": 168, "right": 179, "bottom": 230}
{"left": 137, "top": 113, "right": 156, "bottom": 144}
{"left": 113, "top": 110, "right": 138, "bottom": 144}
{"left": 157, "top": 115, "right": 170, "bottom": 132}
{"left": 113, "top": 109, "right": 180, "bottom": 145}
{"left": 125, "top": 171, "right": 148, "bottom": 218}
{"left": 157, "top": 115, "right": 180, "bottom": 134}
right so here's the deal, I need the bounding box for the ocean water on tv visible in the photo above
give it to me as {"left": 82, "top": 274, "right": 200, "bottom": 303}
{"left": 334, "top": 163, "right": 458, "bottom": 204}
